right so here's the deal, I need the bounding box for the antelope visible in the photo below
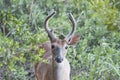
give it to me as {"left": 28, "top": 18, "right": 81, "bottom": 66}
{"left": 34, "top": 10, "right": 80, "bottom": 80}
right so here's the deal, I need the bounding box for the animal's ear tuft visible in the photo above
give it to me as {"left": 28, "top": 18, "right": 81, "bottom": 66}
{"left": 68, "top": 35, "right": 80, "bottom": 45}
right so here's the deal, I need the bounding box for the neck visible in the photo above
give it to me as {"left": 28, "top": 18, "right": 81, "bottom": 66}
{"left": 52, "top": 58, "right": 70, "bottom": 80}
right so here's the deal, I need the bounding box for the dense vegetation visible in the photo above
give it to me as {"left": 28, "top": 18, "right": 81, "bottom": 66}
{"left": 0, "top": 0, "right": 120, "bottom": 80}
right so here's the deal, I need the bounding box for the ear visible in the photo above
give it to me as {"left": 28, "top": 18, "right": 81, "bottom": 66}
{"left": 68, "top": 35, "right": 80, "bottom": 45}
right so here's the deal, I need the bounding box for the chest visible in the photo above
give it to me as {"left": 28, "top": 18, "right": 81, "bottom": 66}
{"left": 53, "top": 59, "right": 70, "bottom": 80}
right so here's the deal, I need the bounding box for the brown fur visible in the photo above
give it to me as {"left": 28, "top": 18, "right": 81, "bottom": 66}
{"left": 34, "top": 35, "right": 80, "bottom": 80}
{"left": 35, "top": 10, "right": 81, "bottom": 80}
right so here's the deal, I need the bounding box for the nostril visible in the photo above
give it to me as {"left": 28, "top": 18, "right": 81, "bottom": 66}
{"left": 55, "top": 57, "right": 63, "bottom": 63}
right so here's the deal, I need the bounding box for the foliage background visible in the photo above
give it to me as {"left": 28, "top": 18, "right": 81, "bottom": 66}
{"left": 0, "top": 0, "right": 120, "bottom": 80}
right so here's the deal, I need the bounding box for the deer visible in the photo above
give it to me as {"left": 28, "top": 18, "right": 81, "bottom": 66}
{"left": 34, "top": 10, "right": 80, "bottom": 80}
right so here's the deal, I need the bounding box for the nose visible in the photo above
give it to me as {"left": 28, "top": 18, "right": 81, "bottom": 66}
{"left": 55, "top": 57, "right": 63, "bottom": 63}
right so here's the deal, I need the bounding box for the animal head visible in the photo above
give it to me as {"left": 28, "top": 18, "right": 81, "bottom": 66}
{"left": 44, "top": 10, "right": 80, "bottom": 63}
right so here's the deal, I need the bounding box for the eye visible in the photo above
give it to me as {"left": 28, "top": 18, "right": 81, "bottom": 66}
{"left": 51, "top": 45, "right": 55, "bottom": 49}
{"left": 68, "top": 38, "right": 71, "bottom": 42}
{"left": 65, "top": 46, "right": 68, "bottom": 49}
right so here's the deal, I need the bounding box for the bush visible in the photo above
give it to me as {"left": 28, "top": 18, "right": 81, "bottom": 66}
{"left": 0, "top": 0, "right": 120, "bottom": 80}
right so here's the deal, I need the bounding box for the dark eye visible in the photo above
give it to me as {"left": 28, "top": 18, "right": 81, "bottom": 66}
{"left": 65, "top": 46, "right": 68, "bottom": 49}
{"left": 51, "top": 45, "right": 55, "bottom": 49}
